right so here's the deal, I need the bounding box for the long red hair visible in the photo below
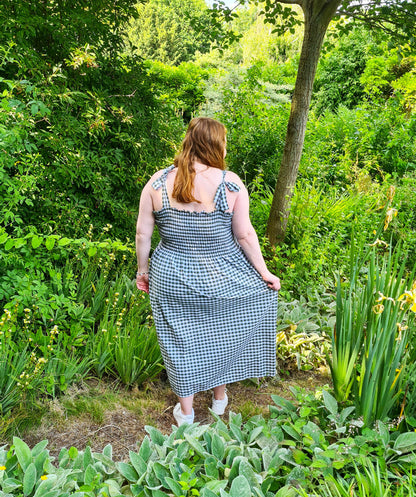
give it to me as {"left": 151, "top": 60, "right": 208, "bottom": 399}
{"left": 173, "top": 117, "right": 226, "bottom": 203}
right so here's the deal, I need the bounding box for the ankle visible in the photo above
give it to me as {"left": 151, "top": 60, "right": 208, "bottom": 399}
{"left": 181, "top": 407, "right": 193, "bottom": 416}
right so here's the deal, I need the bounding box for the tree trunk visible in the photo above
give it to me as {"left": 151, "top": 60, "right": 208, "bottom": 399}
{"left": 266, "top": 0, "right": 341, "bottom": 245}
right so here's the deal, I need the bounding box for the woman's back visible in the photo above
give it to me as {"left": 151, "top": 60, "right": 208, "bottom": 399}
{"left": 151, "top": 165, "right": 241, "bottom": 256}
{"left": 151, "top": 164, "right": 240, "bottom": 214}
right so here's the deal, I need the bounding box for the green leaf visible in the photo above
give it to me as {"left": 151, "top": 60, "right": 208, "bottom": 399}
{"left": 229, "top": 475, "right": 251, "bottom": 497}
{"left": 129, "top": 451, "right": 147, "bottom": 476}
{"left": 393, "top": 432, "right": 416, "bottom": 452}
{"left": 184, "top": 434, "right": 206, "bottom": 456}
{"left": 118, "top": 462, "right": 139, "bottom": 482}
{"left": 275, "top": 486, "right": 299, "bottom": 497}
{"left": 88, "top": 246, "right": 97, "bottom": 257}
{"left": 270, "top": 395, "right": 297, "bottom": 412}
{"left": 151, "top": 490, "right": 169, "bottom": 497}
{"left": 83, "top": 446, "right": 93, "bottom": 468}
{"left": 5, "top": 238, "right": 15, "bottom": 250}
{"left": 211, "top": 434, "right": 225, "bottom": 460}
{"left": 247, "top": 426, "right": 264, "bottom": 444}
{"left": 32, "top": 440, "right": 49, "bottom": 458}
{"left": 322, "top": 391, "right": 338, "bottom": 416}
{"left": 68, "top": 447, "right": 78, "bottom": 460}
{"left": 31, "top": 235, "right": 43, "bottom": 249}
{"left": 13, "top": 437, "right": 32, "bottom": 471}
{"left": 23, "top": 462, "right": 37, "bottom": 496}
{"left": 139, "top": 436, "right": 152, "bottom": 462}
{"left": 229, "top": 424, "right": 243, "bottom": 442}
{"left": 45, "top": 237, "right": 56, "bottom": 251}
{"left": 84, "top": 464, "right": 97, "bottom": 485}
{"left": 103, "top": 444, "right": 112, "bottom": 459}
{"left": 165, "top": 476, "right": 182, "bottom": 496}
{"left": 145, "top": 426, "right": 166, "bottom": 446}
{"left": 204, "top": 480, "right": 228, "bottom": 492}
{"left": 282, "top": 425, "right": 301, "bottom": 442}
{"left": 14, "top": 238, "right": 26, "bottom": 249}
{"left": 57, "top": 238, "right": 71, "bottom": 246}
{"left": 200, "top": 488, "right": 219, "bottom": 497}
{"left": 204, "top": 456, "right": 219, "bottom": 479}
{"left": 0, "top": 232, "right": 8, "bottom": 244}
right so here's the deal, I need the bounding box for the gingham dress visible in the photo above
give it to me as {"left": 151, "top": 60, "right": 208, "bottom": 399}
{"left": 149, "top": 165, "right": 278, "bottom": 398}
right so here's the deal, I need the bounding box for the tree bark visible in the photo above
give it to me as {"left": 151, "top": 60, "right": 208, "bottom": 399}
{"left": 266, "top": 0, "right": 341, "bottom": 245}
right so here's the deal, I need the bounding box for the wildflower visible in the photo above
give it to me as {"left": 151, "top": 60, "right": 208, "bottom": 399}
{"left": 40, "top": 475, "right": 48, "bottom": 480}
{"left": 376, "top": 292, "right": 395, "bottom": 303}
{"left": 369, "top": 239, "right": 389, "bottom": 248}
{"left": 398, "top": 281, "right": 416, "bottom": 312}
{"left": 396, "top": 323, "right": 408, "bottom": 342}
{"left": 0, "top": 465, "right": 6, "bottom": 470}
{"left": 384, "top": 208, "right": 398, "bottom": 231}
{"left": 372, "top": 304, "right": 384, "bottom": 314}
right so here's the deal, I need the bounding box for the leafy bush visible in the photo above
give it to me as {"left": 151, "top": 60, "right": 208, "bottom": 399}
{"left": 0, "top": 232, "right": 163, "bottom": 416}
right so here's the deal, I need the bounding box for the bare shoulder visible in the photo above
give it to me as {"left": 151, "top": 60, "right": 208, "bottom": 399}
{"left": 225, "top": 170, "right": 246, "bottom": 190}
{"left": 145, "top": 167, "right": 175, "bottom": 188}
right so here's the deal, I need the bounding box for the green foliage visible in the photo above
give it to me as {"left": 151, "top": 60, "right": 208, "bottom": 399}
{"left": 125, "top": 0, "right": 213, "bottom": 65}
{"left": 276, "top": 294, "right": 335, "bottom": 372}
{"left": 144, "top": 60, "right": 209, "bottom": 121}
{"left": 3, "top": 388, "right": 416, "bottom": 496}
{"left": 303, "top": 102, "right": 416, "bottom": 179}
{"left": 0, "top": 233, "right": 163, "bottom": 417}
{"left": 206, "top": 64, "right": 291, "bottom": 186}
{"left": 329, "top": 235, "right": 416, "bottom": 426}
{"left": 88, "top": 275, "right": 163, "bottom": 386}
{"left": 0, "top": 0, "right": 138, "bottom": 62}
{"left": 0, "top": 2, "right": 185, "bottom": 241}
{"left": 313, "top": 26, "right": 378, "bottom": 114}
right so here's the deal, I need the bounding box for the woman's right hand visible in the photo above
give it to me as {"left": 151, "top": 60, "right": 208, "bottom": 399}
{"left": 136, "top": 274, "right": 149, "bottom": 294}
{"left": 262, "top": 271, "right": 281, "bottom": 291}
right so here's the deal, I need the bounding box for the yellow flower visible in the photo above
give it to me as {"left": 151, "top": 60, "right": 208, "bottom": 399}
{"left": 398, "top": 281, "right": 416, "bottom": 313}
{"left": 376, "top": 292, "right": 395, "bottom": 303}
{"left": 0, "top": 465, "right": 6, "bottom": 470}
{"left": 41, "top": 475, "right": 48, "bottom": 480}
{"left": 384, "top": 208, "right": 398, "bottom": 231}
{"left": 370, "top": 239, "right": 389, "bottom": 248}
{"left": 372, "top": 304, "right": 385, "bottom": 314}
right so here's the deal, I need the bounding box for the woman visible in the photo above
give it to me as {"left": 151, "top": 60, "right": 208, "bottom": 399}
{"left": 136, "top": 117, "right": 280, "bottom": 426}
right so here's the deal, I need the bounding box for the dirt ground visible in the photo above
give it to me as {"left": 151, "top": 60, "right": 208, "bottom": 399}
{"left": 20, "top": 369, "right": 330, "bottom": 461}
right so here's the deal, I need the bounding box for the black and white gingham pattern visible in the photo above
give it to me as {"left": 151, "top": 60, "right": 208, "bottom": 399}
{"left": 148, "top": 166, "right": 278, "bottom": 397}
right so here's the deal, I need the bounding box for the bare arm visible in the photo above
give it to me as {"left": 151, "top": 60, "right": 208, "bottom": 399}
{"left": 232, "top": 183, "right": 281, "bottom": 291}
{"left": 135, "top": 181, "right": 155, "bottom": 293}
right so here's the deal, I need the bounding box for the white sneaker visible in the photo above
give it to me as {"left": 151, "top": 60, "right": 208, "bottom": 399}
{"left": 173, "top": 403, "right": 194, "bottom": 426}
{"left": 211, "top": 392, "right": 228, "bottom": 415}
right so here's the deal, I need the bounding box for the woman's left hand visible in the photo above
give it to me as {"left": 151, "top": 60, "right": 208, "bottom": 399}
{"left": 136, "top": 274, "right": 149, "bottom": 293}
{"left": 262, "top": 271, "right": 281, "bottom": 291}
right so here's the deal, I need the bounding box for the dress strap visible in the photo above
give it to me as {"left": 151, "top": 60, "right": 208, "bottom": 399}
{"left": 151, "top": 165, "right": 175, "bottom": 208}
{"left": 214, "top": 170, "right": 240, "bottom": 212}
